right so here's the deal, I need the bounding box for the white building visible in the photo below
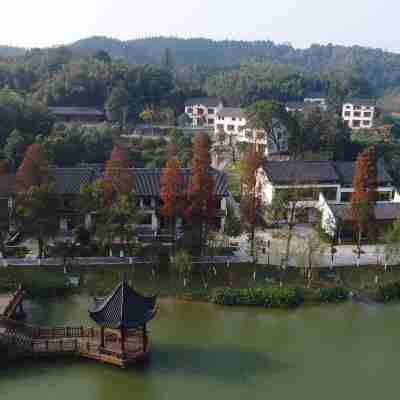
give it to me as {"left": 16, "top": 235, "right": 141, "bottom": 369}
{"left": 257, "top": 160, "right": 398, "bottom": 233}
{"left": 214, "top": 107, "right": 288, "bottom": 157}
{"left": 342, "top": 99, "right": 376, "bottom": 130}
{"left": 184, "top": 97, "right": 223, "bottom": 128}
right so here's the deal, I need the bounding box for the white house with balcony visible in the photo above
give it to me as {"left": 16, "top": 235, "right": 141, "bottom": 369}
{"left": 342, "top": 99, "right": 376, "bottom": 130}
{"left": 257, "top": 160, "right": 398, "bottom": 233}
{"left": 184, "top": 97, "right": 223, "bottom": 128}
{"left": 214, "top": 107, "right": 289, "bottom": 157}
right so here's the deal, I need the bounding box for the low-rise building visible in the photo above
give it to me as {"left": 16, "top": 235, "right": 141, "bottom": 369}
{"left": 184, "top": 97, "right": 223, "bottom": 128}
{"left": 49, "top": 107, "right": 106, "bottom": 123}
{"left": 214, "top": 107, "right": 288, "bottom": 157}
{"left": 257, "top": 160, "right": 396, "bottom": 229}
{"left": 342, "top": 99, "right": 376, "bottom": 130}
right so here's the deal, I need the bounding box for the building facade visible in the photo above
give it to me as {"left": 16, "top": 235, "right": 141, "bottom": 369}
{"left": 342, "top": 99, "right": 376, "bottom": 130}
{"left": 184, "top": 98, "right": 223, "bottom": 128}
{"left": 257, "top": 160, "right": 397, "bottom": 232}
{"left": 214, "top": 107, "right": 289, "bottom": 157}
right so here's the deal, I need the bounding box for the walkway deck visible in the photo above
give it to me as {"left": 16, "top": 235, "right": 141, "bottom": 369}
{"left": 0, "top": 288, "right": 149, "bottom": 368}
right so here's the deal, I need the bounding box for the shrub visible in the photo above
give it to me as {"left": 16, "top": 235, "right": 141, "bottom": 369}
{"left": 211, "top": 286, "right": 304, "bottom": 308}
{"left": 318, "top": 287, "right": 349, "bottom": 303}
{"left": 374, "top": 282, "right": 400, "bottom": 303}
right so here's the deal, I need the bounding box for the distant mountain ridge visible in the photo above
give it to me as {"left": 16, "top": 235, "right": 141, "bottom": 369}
{"left": 2, "top": 36, "right": 400, "bottom": 89}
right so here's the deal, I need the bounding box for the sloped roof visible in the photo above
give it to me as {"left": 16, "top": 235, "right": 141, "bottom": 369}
{"left": 185, "top": 97, "right": 221, "bottom": 107}
{"left": 48, "top": 107, "right": 105, "bottom": 116}
{"left": 217, "top": 107, "right": 245, "bottom": 119}
{"left": 263, "top": 160, "right": 394, "bottom": 186}
{"left": 344, "top": 98, "right": 376, "bottom": 107}
{"left": 89, "top": 281, "right": 157, "bottom": 329}
{"left": 134, "top": 168, "right": 229, "bottom": 197}
{"left": 263, "top": 161, "right": 340, "bottom": 185}
{"left": 329, "top": 203, "right": 400, "bottom": 221}
{"left": 333, "top": 161, "right": 392, "bottom": 186}
{"left": 52, "top": 168, "right": 98, "bottom": 194}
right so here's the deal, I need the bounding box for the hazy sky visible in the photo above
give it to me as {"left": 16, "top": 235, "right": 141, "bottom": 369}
{"left": 2, "top": 0, "right": 399, "bottom": 52}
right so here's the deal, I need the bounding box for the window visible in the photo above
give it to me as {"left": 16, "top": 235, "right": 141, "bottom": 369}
{"left": 354, "top": 106, "right": 361, "bottom": 110}
{"left": 232, "top": 117, "right": 236, "bottom": 121}
{"left": 143, "top": 197, "right": 152, "bottom": 208}
{"left": 217, "top": 124, "right": 224, "bottom": 131}
{"left": 340, "top": 192, "right": 352, "bottom": 202}
{"left": 208, "top": 108, "right": 215, "bottom": 114}
{"left": 187, "top": 107, "right": 193, "bottom": 114}
{"left": 208, "top": 118, "right": 215, "bottom": 125}
{"left": 354, "top": 111, "right": 361, "bottom": 117}
{"left": 197, "top": 108, "right": 204, "bottom": 115}
{"left": 378, "top": 192, "right": 393, "bottom": 201}
{"left": 345, "top": 105, "right": 351, "bottom": 109}
{"left": 320, "top": 188, "right": 338, "bottom": 201}
{"left": 352, "top": 120, "right": 361, "bottom": 128}
{"left": 227, "top": 125, "right": 235, "bottom": 131}
{"left": 139, "top": 214, "right": 153, "bottom": 225}
{"left": 362, "top": 120, "right": 371, "bottom": 126}
{"left": 364, "top": 112, "right": 372, "bottom": 118}
{"left": 344, "top": 111, "right": 351, "bottom": 117}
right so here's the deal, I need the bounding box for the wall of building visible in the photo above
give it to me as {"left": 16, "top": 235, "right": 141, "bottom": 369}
{"left": 342, "top": 103, "right": 375, "bottom": 130}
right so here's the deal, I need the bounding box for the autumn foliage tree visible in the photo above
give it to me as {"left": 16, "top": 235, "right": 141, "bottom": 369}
{"left": 186, "top": 133, "right": 216, "bottom": 253}
{"left": 104, "top": 146, "right": 133, "bottom": 204}
{"left": 240, "top": 147, "right": 264, "bottom": 259}
{"left": 351, "top": 146, "right": 378, "bottom": 242}
{"left": 160, "top": 158, "right": 183, "bottom": 238}
{"left": 16, "top": 144, "right": 50, "bottom": 192}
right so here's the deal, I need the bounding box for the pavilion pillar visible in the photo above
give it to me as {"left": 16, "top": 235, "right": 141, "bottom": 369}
{"left": 143, "top": 324, "right": 148, "bottom": 352}
{"left": 100, "top": 326, "right": 105, "bottom": 348}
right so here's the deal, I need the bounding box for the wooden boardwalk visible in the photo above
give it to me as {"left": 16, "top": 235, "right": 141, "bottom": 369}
{"left": 0, "top": 288, "right": 149, "bottom": 368}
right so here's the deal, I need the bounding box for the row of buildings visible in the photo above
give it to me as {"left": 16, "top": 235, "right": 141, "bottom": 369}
{"left": 184, "top": 96, "right": 378, "bottom": 135}
{"left": 0, "top": 167, "right": 229, "bottom": 240}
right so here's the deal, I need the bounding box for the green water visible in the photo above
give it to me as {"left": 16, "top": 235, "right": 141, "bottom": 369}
{"left": 1, "top": 294, "right": 400, "bottom": 400}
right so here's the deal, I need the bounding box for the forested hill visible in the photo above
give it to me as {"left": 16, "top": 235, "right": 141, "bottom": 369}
{"left": 4, "top": 36, "right": 400, "bottom": 92}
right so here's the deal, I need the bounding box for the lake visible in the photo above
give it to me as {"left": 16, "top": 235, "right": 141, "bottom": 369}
{"left": 1, "top": 292, "right": 399, "bottom": 400}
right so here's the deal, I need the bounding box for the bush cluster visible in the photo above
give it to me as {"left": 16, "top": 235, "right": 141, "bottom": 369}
{"left": 374, "top": 282, "right": 400, "bottom": 303}
{"left": 210, "top": 286, "right": 304, "bottom": 308}
{"left": 317, "top": 287, "right": 349, "bottom": 303}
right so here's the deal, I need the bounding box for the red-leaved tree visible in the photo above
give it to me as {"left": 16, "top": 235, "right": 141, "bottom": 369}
{"left": 104, "top": 146, "right": 133, "bottom": 204}
{"left": 351, "top": 146, "right": 377, "bottom": 242}
{"left": 160, "top": 158, "right": 183, "bottom": 238}
{"left": 16, "top": 144, "right": 50, "bottom": 193}
{"left": 186, "top": 133, "right": 216, "bottom": 253}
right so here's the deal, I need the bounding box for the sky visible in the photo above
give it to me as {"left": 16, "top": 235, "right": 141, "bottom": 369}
{"left": 1, "top": 0, "right": 399, "bottom": 52}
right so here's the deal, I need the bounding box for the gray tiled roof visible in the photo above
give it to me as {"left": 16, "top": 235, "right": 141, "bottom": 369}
{"left": 185, "top": 97, "right": 222, "bottom": 107}
{"left": 89, "top": 280, "right": 157, "bottom": 329}
{"left": 263, "top": 161, "right": 341, "bottom": 185}
{"left": 263, "top": 160, "right": 393, "bottom": 186}
{"left": 51, "top": 168, "right": 98, "bottom": 194}
{"left": 48, "top": 107, "right": 105, "bottom": 116}
{"left": 333, "top": 161, "right": 392, "bottom": 186}
{"left": 217, "top": 107, "right": 245, "bottom": 119}
{"left": 134, "top": 168, "right": 228, "bottom": 197}
{"left": 344, "top": 98, "right": 376, "bottom": 107}
{"left": 330, "top": 203, "right": 400, "bottom": 221}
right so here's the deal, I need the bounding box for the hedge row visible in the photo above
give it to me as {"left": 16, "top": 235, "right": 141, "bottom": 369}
{"left": 374, "top": 282, "right": 400, "bottom": 303}
{"left": 317, "top": 287, "right": 349, "bottom": 303}
{"left": 210, "top": 287, "right": 304, "bottom": 308}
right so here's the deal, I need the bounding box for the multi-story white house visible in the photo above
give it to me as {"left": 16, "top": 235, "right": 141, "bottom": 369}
{"left": 214, "top": 107, "right": 289, "bottom": 157}
{"left": 342, "top": 99, "right": 376, "bottom": 130}
{"left": 184, "top": 97, "right": 223, "bottom": 128}
{"left": 257, "top": 160, "right": 399, "bottom": 236}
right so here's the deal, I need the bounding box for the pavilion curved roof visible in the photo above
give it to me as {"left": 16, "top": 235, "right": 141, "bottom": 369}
{"left": 89, "top": 281, "right": 157, "bottom": 329}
